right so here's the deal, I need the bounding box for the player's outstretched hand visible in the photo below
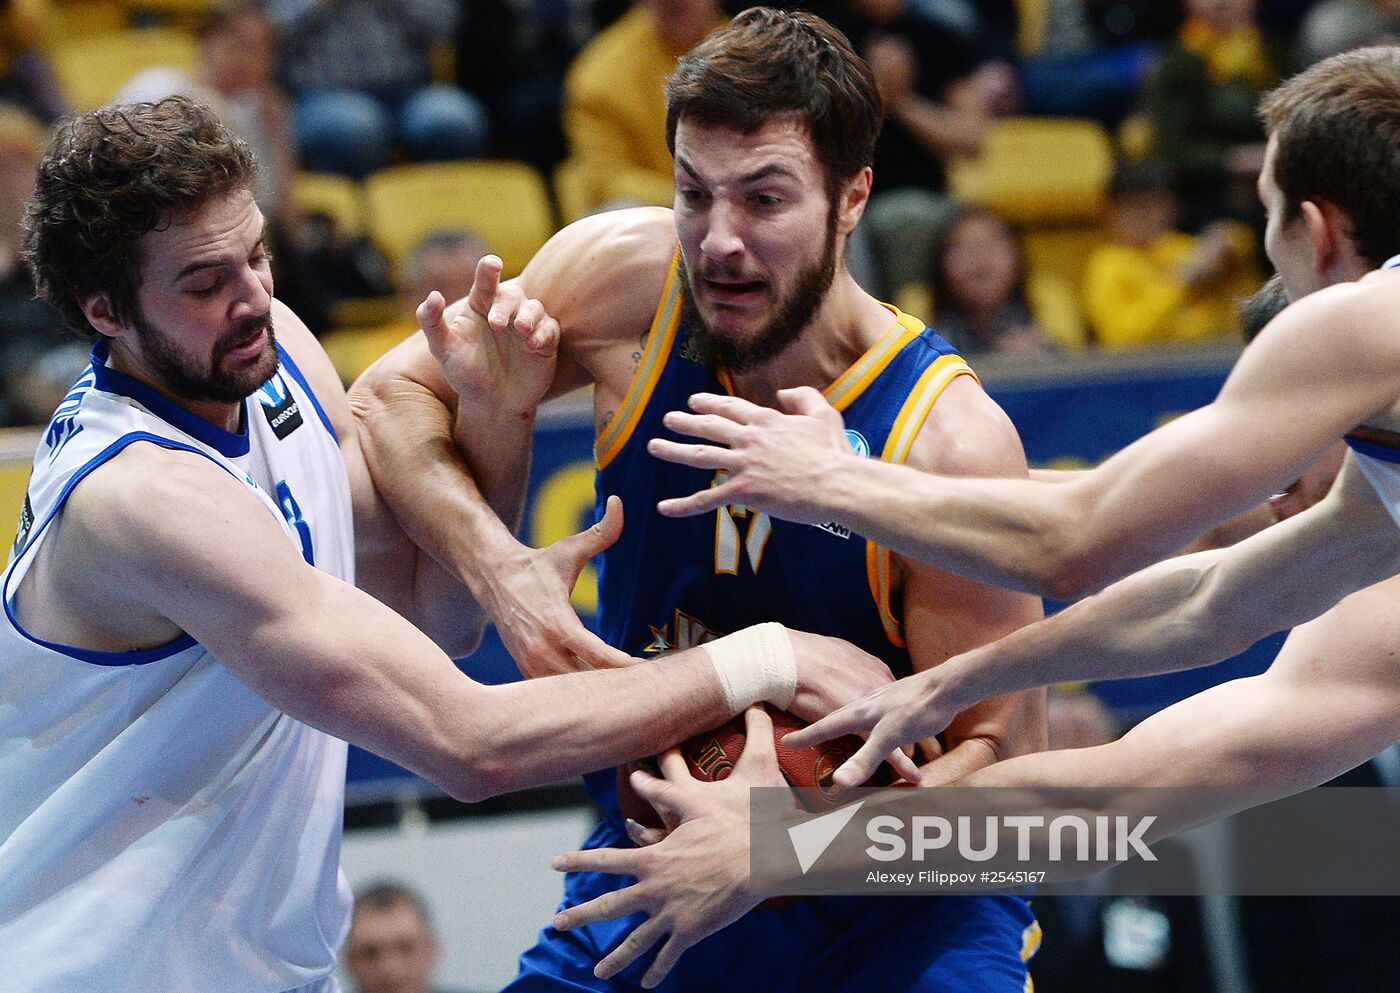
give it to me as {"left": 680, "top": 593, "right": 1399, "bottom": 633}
{"left": 786, "top": 630, "right": 923, "bottom": 784}
{"left": 417, "top": 254, "right": 558, "bottom": 418}
{"left": 648, "top": 387, "right": 855, "bottom": 524}
{"left": 785, "top": 666, "right": 964, "bottom": 790}
{"left": 487, "top": 495, "right": 635, "bottom": 677}
{"left": 552, "top": 707, "right": 782, "bottom": 988}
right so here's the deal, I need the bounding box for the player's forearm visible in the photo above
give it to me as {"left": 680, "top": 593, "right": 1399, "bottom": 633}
{"left": 824, "top": 454, "right": 1097, "bottom": 598}
{"left": 921, "top": 688, "right": 1047, "bottom": 786}
{"left": 931, "top": 552, "right": 1246, "bottom": 713}
{"left": 463, "top": 649, "right": 735, "bottom": 798}
{"left": 452, "top": 399, "right": 534, "bottom": 537}
{"left": 351, "top": 369, "right": 527, "bottom": 601}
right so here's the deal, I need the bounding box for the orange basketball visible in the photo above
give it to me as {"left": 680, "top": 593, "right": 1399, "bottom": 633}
{"left": 616, "top": 704, "right": 881, "bottom": 829}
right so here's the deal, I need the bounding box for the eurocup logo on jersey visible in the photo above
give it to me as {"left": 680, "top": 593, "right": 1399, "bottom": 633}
{"left": 259, "top": 371, "right": 303, "bottom": 440}
{"left": 813, "top": 430, "right": 870, "bottom": 539}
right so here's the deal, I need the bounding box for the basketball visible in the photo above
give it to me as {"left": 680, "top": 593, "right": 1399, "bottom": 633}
{"left": 616, "top": 704, "right": 885, "bottom": 830}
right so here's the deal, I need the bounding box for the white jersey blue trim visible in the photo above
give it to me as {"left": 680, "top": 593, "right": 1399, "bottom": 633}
{"left": 0, "top": 335, "right": 355, "bottom": 992}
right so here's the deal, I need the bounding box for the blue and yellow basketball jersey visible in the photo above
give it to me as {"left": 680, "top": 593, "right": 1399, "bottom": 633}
{"left": 503, "top": 253, "right": 1040, "bottom": 993}
{"left": 589, "top": 251, "right": 975, "bottom": 811}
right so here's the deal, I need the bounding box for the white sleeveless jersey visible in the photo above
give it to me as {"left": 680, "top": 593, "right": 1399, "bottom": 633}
{"left": 0, "top": 339, "right": 356, "bottom": 992}
{"left": 1351, "top": 441, "right": 1400, "bottom": 530}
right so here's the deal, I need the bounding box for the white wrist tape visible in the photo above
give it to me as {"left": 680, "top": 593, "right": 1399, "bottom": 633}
{"left": 701, "top": 622, "right": 797, "bottom": 713}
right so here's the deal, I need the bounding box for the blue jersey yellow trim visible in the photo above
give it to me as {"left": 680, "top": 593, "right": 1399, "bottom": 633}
{"left": 594, "top": 249, "right": 684, "bottom": 470}
{"left": 867, "top": 352, "right": 978, "bottom": 647}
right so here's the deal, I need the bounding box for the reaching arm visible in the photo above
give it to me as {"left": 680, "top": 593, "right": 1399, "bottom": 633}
{"left": 651, "top": 281, "right": 1400, "bottom": 598}
{"left": 961, "top": 566, "right": 1400, "bottom": 809}
{"left": 56, "top": 446, "right": 889, "bottom": 802}
{"left": 790, "top": 452, "right": 1400, "bottom": 785}
{"left": 350, "top": 210, "right": 674, "bottom": 674}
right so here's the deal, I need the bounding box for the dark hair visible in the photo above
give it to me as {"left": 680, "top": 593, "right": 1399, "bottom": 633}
{"left": 22, "top": 96, "right": 258, "bottom": 339}
{"left": 353, "top": 880, "right": 433, "bottom": 929}
{"left": 1259, "top": 46, "right": 1400, "bottom": 268}
{"left": 1109, "top": 158, "right": 1174, "bottom": 200}
{"left": 665, "top": 7, "right": 883, "bottom": 197}
{"left": 928, "top": 208, "right": 1027, "bottom": 320}
{"left": 1239, "top": 272, "right": 1289, "bottom": 342}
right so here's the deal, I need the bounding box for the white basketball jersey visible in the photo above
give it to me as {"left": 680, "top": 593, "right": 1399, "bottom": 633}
{"left": 1351, "top": 443, "right": 1400, "bottom": 530}
{"left": 0, "top": 339, "right": 355, "bottom": 992}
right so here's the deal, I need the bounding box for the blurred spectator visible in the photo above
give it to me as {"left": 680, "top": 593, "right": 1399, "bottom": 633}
{"left": 1082, "top": 160, "right": 1259, "bottom": 348}
{"left": 400, "top": 229, "right": 485, "bottom": 310}
{"left": 1020, "top": 0, "right": 1162, "bottom": 122}
{"left": 320, "top": 229, "right": 484, "bottom": 384}
{"left": 272, "top": 211, "right": 394, "bottom": 337}
{"left": 346, "top": 880, "right": 471, "bottom": 993}
{"left": 0, "top": 106, "right": 77, "bottom": 426}
{"left": 839, "top": 0, "right": 1018, "bottom": 295}
{"left": 0, "top": 0, "right": 68, "bottom": 122}
{"left": 457, "top": 0, "right": 596, "bottom": 174}
{"left": 119, "top": 5, "right": 297, "bottom": 220}
{"left": 1296, "top": 0, "right": 1400, "bottom": 66}
{"left": 927, "top": 208, "right": 1058, "bottom": 358}
{"left": 1142, "top": 0, "right": 1278, "bottom": 228}
{"left": 279, "top": 0, "right": 490, "bottom": 177}
{"left": 559, "top": 0, "right": 725, "bottom": 216}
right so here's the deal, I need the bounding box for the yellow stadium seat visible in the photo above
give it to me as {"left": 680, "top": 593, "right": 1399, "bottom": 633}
{"left": 1022, "top": 224, "right": 1106, "bottom": 346}
{"left": 1014, "top": 0, "right": 1049, "bottom": 56}
{"left": 45, "top": 0, "right": 129, "bottom": 47}
{"left": 331, "top": 295, "right": 402, "bottom": 330}
{"left": 292, "top": 172, "right": 366, "bottom": 235}
{"left": 320, "top": 321, "right": 416, "bottom": 386}
{"left": 129, "top": 0, "right": 222, "bottom": 27}
{"left": 0, "top": 434, "right": 34, "bottom": 553}
{"left": 363, "top": 160, "right": 557, "bottom": 279}
{"left": 49, "top": 27, "right": 199, "bottom": 110}
{"left": 948, "top": 117, "right": 1114, "bottom": 226}
{"left": 552, "top": 158, "right": 591, "bottom": 226}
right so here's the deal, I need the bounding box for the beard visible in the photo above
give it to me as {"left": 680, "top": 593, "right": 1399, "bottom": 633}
{"left": 134, "top": 309, "right": 279, "bottom": 404}
{"left": 680, "top": 206, "right": 839, "bottom": 375}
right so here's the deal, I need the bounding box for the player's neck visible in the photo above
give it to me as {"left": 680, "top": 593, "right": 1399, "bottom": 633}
{"left": 727, "top": 273, "right": 890, "bottom": 407}
{"left": 107, "top": 342, "right": 245, "bottom": 434}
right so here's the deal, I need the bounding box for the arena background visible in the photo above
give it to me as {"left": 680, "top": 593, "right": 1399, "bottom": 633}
{"left": 1, "top": 0, "right": 1394, "bottom": 989}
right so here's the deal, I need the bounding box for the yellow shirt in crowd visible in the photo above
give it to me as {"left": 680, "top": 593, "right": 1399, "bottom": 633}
{"left": 1083, "top": 231, "right": 1257, "bottom": 349}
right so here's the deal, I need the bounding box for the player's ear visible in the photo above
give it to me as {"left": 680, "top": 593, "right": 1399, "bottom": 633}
{"left": 80, "top": 292, "right": 126, "bottom": 341}
{"left": 834, "top": 167, "right": 872, "bottom": 236}
{"left": 1300, "top": 199, "right": 1343, "bottom": 276}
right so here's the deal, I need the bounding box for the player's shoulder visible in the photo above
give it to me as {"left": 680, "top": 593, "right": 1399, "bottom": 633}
{"left": 524, "top": 206, "right": 677, "bottom": 344}
{"left": 1261, "top": 274, "right": 1400, "bottom": 358}
{"left": 904, "top": 373, "right": 1029, "bottom": 480}
{"left": 61, "top": 442, "right": 254, "bottom": 567}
